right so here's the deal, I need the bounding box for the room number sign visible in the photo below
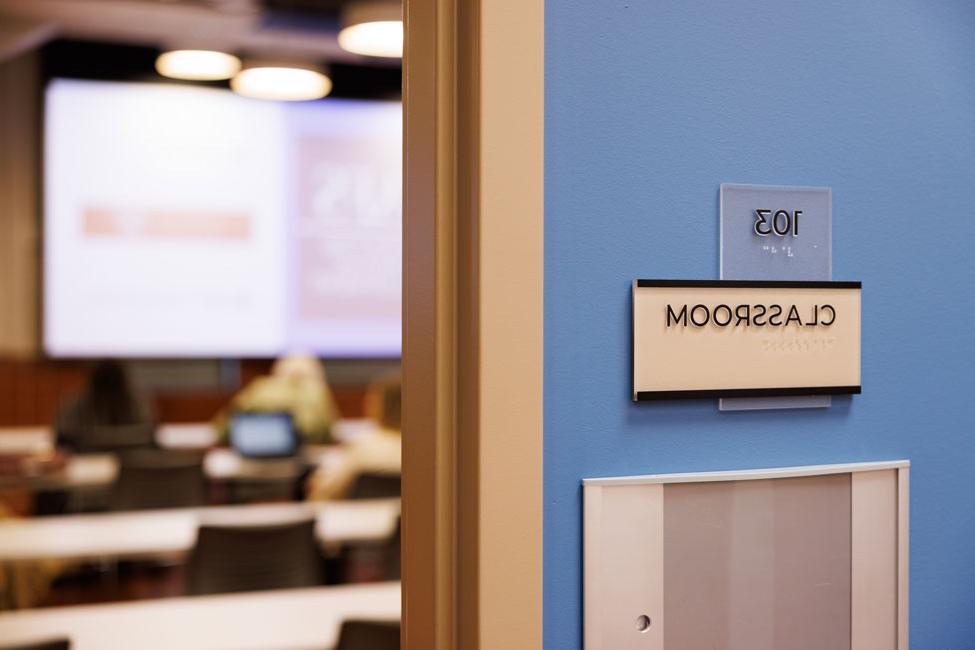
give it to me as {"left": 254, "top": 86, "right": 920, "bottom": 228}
{"left": 719, "top": 183, "right": 833, "bottom": 411}
{"left": 753, "top": 209, "right": 801, "bottom": 237}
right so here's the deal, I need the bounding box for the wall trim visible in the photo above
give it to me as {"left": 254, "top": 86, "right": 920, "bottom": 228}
{"left": 584, "top": 460, "right": 910, "bottom": 487}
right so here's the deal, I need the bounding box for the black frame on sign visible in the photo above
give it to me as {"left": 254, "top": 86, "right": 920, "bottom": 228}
{"left": 632, "top": 279, "right": 862, "bottom": 401}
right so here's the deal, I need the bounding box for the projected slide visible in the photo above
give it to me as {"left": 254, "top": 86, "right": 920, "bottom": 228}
{"left": 44, "top": 79, "right": 401, "bottom": 357}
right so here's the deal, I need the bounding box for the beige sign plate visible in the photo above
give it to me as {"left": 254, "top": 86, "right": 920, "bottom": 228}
{"left": 632, "top": 280, "right": 861, "bottom": 400}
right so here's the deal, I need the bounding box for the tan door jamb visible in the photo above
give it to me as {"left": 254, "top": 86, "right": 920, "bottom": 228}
{"left": 402, "top": 0, "right": 544, "bottom": 648}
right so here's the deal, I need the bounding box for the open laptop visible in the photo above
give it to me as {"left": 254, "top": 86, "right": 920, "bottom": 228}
{"left": 228, "top": 412, "right": 300, "bottom": 459}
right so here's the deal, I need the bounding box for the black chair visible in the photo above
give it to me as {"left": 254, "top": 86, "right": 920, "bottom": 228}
{"left": 227, "top": 457, "right": 304, "bottom": 504}
{"left": 0, "top": 639, "right": 71, "bottom": 650}
{"left": 382, "top": 518, "right": 401, "bottom": 580}
{"left": 335, "top": 620, "right": 400, "bottom": 650}
{"left": 112, "top": 449, "right": 207, "bottom": 511}
{"left": 228, "top": 476, "right": 301, "bottom": 504}
{"left": 348, "top": 472, "right": 401, "bottom": 500}
{"left": 76, "top": 423, "right": 155, "bottom": 454}
{"left": 187, "top": 517, "right": 323, "bottom": 595}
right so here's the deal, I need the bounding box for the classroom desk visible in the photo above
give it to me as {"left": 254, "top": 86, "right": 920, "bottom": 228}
{"left": 155, "top": 418, "right": 380, "bottom": 448}
{"left": 0, "top": 419, "right": 377, "bottom": 456}
{"left": 205, "top": 445, "right": 340, "bottom": 481}
{"left": 0, "top": 581, "right": 400, "bottom": 650}
{"left": 154, "top": 422, "right": 217, "bottom": 449}
{"left": 0, "top": 424, "right": 218, "bottom": 454}
{"left": 0, "top": 421, "right": 366, "bottom": 494}
{"left": 0, "top": 499, "right": 400, "bottom": 563}
{"left": 0, "top": 445, "right": 343, "bottom": 494}
{"left": 0, "top": 427, "right": 51, "bottom": 456}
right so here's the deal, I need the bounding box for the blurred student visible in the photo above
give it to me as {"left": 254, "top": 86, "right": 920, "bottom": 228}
{"left": 55, "top": 359, "right": 155, "bottom": 452}
{"left": 306, "top": 372, "right": 401, "bottom": 500}
{"left": 214, "top": 354, "right": 340, "bottom": 445}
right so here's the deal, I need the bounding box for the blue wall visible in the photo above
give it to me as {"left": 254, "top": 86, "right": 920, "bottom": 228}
{"left": 544, "top": 1, "right": 975, "bottom": 648}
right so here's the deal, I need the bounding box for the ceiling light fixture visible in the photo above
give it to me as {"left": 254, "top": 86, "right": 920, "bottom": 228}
{"left": 338, "top": 1, "right": 403, "bottom": 58}
{"left": 155, "top": 49, "right": 241, "bottom": 81}
{"left": 230, "top": 63, "right": 332, "bottom": 101}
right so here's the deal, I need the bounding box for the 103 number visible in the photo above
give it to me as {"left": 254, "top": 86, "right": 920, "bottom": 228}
{"left": 754, "top": 209, "right": 801, "bottom": 237}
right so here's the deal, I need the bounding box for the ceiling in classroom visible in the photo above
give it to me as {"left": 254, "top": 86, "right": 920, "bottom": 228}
{"left": 0, "top": 0, "right": 397, "bottom": 65}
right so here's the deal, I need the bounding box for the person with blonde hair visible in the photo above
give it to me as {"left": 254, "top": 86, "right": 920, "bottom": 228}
{"left": 306, "top": 372, "right": 401, "bottom": 500}
{"left": 214, "top": 354, "right": 340, "bottom": 445}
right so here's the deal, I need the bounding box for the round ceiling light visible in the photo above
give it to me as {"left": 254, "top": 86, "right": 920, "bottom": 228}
{"left": 155, "top": 49, "right": 241, "bottom": 81}
{"left": 230, "top": 64, "right": 332, "bottom": 101}
{"left": 338, "top": 1, "right": 403, "bottom": 58}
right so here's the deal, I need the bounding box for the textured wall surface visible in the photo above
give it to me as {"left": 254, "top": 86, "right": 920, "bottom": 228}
{"left": 544, "top": 1, "right": 975, "bottom": 647}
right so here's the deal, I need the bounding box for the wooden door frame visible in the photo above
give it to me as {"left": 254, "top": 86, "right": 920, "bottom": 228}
{"left": 402, "top": 0, "right": 544, "bottom": 648}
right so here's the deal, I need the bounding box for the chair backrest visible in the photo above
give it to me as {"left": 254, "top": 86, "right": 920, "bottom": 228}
{"left": 77, "top": 423, "right": 155, "bottom": 453}
{"left": 382, "top": 518, "right": 401, "bottom": 580}
{"left": 226, "top": 477, "right": 300, "bottom": 504}
{"left": 335, "top": 620, "right": 400, "bottom": 650}
{"left": 187, "top": 517, "right": 322, "bottom": 595}
{"left": 348, "top": 472, "right": 401, "bottom": 500}
{"left": 0, "top": 639, "right": 71, "bottom": 650}
{"left": 112, "top": 450, "right": 207, "bottom": 511}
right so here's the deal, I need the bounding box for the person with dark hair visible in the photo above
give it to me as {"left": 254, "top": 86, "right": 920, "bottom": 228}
{"left": 55, "top": 360, "right": 155, "bottom": 453}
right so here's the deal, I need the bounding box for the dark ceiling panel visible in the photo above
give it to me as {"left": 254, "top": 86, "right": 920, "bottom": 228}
{"left": 260, "top": 0, "right": 343, "bottom": 33}
{"left": 261, "top": 0, "right": 349, "bottom": 13}
{"left": 42, "top": 39, "right": 163, "bottom": 84}
{"left": 41, "top": 38, "right": 401, "bottom": 100}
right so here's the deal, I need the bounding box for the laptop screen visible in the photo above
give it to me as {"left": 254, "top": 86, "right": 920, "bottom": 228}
{"left": 229, "top": 412, "right": 299, "bottom": 458}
